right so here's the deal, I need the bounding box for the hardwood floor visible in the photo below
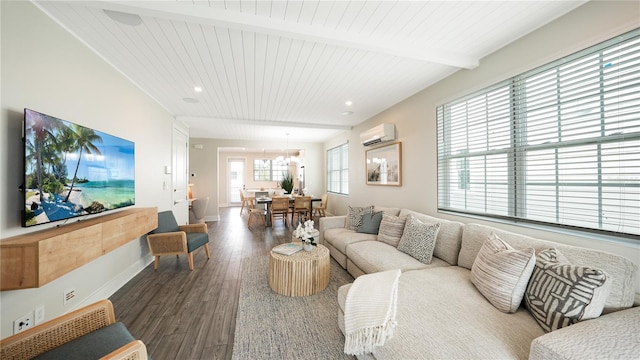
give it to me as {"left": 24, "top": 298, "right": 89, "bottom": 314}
{"left": 109, "top": 206, "right": 302, "bottom": 360}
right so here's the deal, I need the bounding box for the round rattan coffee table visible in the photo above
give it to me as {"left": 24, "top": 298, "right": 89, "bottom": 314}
{"left": 268, "top": 243, "right": 330, "bottom": 297}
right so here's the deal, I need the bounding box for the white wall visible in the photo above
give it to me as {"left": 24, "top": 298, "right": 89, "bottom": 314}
{"left": 325, "top": 1, "right": 640, "bottom": 297}
{"left": 189, "top": 138, "right": 324, "bottom": 221}
{"left": 1, "top": 1, "right": 176, "bottom": 339}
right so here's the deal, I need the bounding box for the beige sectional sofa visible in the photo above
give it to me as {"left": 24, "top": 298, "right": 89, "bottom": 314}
{"left": 319, "top": 206, "right": 639, "bottom": 360}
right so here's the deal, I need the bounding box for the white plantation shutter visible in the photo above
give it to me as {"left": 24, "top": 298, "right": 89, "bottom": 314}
{"left": 438, "top": 29, "right": 640, "bottom": 237}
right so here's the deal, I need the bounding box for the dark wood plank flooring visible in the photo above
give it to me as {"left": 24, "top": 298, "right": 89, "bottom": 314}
{"left": 109, "top": 206, "right": 303, "bottom": 360}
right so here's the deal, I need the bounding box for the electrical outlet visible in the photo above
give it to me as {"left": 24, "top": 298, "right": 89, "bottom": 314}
{"left": 35, "top": 305, "right": 45, "bottom": 325}
{"left": 64, "top": 288, "right": 76, "bottom": 305}
{"left": 13, "top": 312, "right": 33, "bottom": 334}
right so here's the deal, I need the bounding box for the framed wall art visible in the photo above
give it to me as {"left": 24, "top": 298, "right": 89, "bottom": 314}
{"left": 365, "top": 142, "right": 402, "bottom": 186}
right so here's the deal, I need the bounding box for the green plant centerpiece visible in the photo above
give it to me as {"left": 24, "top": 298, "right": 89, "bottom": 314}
{"left": 280, "top": 172, "right": 294, "bottom": 194}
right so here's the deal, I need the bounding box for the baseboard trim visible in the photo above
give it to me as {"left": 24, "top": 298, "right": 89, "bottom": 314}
{"left": 72, "top": 255, "right": 154, "bottom": 310}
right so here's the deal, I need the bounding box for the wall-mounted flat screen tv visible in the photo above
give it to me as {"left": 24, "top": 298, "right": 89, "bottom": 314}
{"left": 23, "top": 108, "right": 135, "bottom": 227}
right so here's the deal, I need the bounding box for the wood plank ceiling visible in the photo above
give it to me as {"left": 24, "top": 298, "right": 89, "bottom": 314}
{"left": 34, "top": 0, "right": 587, "bottom": 142}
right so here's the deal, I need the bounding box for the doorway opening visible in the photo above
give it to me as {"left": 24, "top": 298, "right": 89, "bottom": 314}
{"left": 228, "top": 158, "right": 245, "bottom": 204}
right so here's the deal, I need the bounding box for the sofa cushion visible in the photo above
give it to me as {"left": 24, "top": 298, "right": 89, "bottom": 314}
{"left": 352, "top": 267, "right": 545, "bottom": 359}
{"left": 373, "top": 206, "right": 401, "bottom": 217}
{"left": 459, "top": 223, "right": 637, "bottom": 312}
{"left": 377, "top": 214, "right": 406, "bottom": 247}
{"left": 346, "top": 205, "right": 374, "bottom": 231}
{"left": 398, "top": 209, "right": 463, "bottom": 265}
{"left": 529, "top": 306, "right": 640, "bottom": 360}
{"left": 324, "top": 228, "right": 377, "bottom": 254}
{"left": 525, "top": 248, "right": 611, "bottom": 332}
{"left": 471, "top": 232, "right": 535, "bottom": 313}
{"left": 357, "top": 211, "right": 383, "bottom": 234}
{"left": 346, "top": 240, "right": 450, "bottom": 274}
{"left": 34, "top": 322, "right": 135, "bottom": 360}
{"left": 397, "top": 215, "right": 440, "bottom": 264}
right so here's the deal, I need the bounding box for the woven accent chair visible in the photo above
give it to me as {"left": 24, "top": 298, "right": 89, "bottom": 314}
{"left": 147, "top": 210, "right": 211, "bottom": 271}
{"left": 312, "top": 193, "right": 328, "bottom": 218}
{"left": 270, "top": 196, "right": 290, "bottom": 228}
{"left": 292, "top": 196, "right": 312, "bottom": 226}
{"left": 0, "top": 299, "right": 147, "bottom": 360}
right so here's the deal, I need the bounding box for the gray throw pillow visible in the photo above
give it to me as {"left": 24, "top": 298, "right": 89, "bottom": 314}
{"left": 525, "top": 248, "right": 610, "bottom": 332}
{"left": 346, "top": 205, "right": 374, "bottom": 231}
{"left": 357, "top": 211, "right": 384, "bottom": 234}
{"left": 377, "top": 214, "right": 407, "bottom": 247}
{"left": 397, "top": 214, "right": 440, "bottom": 264}
{"left": 470, "top": 232, "right": 535, "bottom": 313}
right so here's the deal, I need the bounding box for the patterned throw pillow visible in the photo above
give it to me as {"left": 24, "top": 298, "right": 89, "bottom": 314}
{"left": 470, "top": 233, "right": 536, "bottom": 313}
{"left": 357, "top": 211, "right": 384, "bottom": 234}
{"left": 525, "top": 248, "right": 610, "bottom": 332}
{"left": 377, "top": 214, "right": 407, "bottom": 247}
{"left": 346, "top": 205, "right": 374, "bottom": 231}
{"left": 397, "top": 215, "right": 440, "bottom": 264}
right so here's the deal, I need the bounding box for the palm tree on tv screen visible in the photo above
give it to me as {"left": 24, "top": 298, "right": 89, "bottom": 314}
{"left": 64, "top": 125, "right": 103, "bottom": 203}
{"left": 28, "top": 112, "right": 62, "bottom": 202}
{"left": 54, "top": 126, "right": 75, "bottom": 184}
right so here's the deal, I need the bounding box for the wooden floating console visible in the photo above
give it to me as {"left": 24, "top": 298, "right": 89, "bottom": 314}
{"left": 1, "top": 207, "right": 157, "bottom": 291}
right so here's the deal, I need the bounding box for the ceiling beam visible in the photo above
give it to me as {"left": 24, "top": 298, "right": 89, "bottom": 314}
{"left": 85, "top": 0, "right": 479, "bottom": 69}
{"left": 177, "top": 116, "right": 353, "bottom": 131}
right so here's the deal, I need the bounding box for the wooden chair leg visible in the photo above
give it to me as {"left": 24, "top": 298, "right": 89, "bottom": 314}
{"left": 154, "top": 256, "right": 160, "bottom": 270}
{"left": 188, "top": 253, "right": 194, "bottom": 271}
{"left": 204, "top": 244, "right": 211, "bottom": 259}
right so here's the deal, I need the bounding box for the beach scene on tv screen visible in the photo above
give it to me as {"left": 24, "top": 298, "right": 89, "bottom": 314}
{"left": 24, "top": 109, "right": 135, "bottom": 227}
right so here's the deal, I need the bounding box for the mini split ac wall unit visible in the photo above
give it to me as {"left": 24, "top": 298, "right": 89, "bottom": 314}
{"left": 360, "top": 123, "right": 396, "bottom": 146}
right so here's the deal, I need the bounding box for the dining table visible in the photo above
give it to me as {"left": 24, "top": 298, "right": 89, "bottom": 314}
{"left": 255, "top": 196, "right": 322, "bottom": 227}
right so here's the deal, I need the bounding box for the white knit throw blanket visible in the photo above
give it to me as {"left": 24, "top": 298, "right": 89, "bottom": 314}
{"left": 343, "top": 269, "right": 401, "bottom": 356}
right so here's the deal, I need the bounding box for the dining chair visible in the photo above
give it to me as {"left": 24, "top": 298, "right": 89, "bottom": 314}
{"left": 270, "top": 196, "right": 290, "bottom": 228}
{"left": 292, "top": 196, "right": 312, "bottom": 226}
{"left": 312, "top": 193, "right": 328, "bottom": 218}
{"left": 247, "top": 199, "right": 266, "bottom": 229}
{"left": 239, "top": 189, "right": 254, "bottom": 215}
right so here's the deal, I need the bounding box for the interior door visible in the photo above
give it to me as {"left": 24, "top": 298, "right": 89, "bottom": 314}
{"left": 172, "top": 127, "right": 189, "bottom": 224}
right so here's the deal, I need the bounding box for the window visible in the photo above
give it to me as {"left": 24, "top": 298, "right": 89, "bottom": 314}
{"left": 253, "top": 160, "right": 287, "bottom": 181}
{"left": 327, "top": 143, "right": 349, "bottom": 195}
{"left": 437, "top": 29, "right": 640, "bottom": 238}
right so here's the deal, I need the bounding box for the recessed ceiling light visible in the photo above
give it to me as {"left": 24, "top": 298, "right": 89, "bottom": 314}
{"left": 345, "top": 100, "right": 353, "bottom": 106}
{"left": 183, "top": 97, "right": 199, "bottom": 103}
{"left": 342, "top": 111, "right": 354, "bottom": 116}
{"left": 103, "top": 9, "right": 142, "bottom": 26}
{"left": 194, "top": 86, "right": 203, "bottom": 92}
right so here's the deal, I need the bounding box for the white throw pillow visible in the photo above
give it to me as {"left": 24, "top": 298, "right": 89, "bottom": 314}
{"left": 397, "top": 215, "right": 439, "bottom": 264}
{"left": 525, "top": 248, "right": 610, "bottom": 332}
{"left": 377, "top": 214, "right": 407, "bottom": 247}
{"left": 470, "top": 233, "right": 536, "bottom": 313}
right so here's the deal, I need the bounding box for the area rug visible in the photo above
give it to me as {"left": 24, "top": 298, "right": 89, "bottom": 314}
{"left": 232, "top": 255, "right": 355, "bottom": 359}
